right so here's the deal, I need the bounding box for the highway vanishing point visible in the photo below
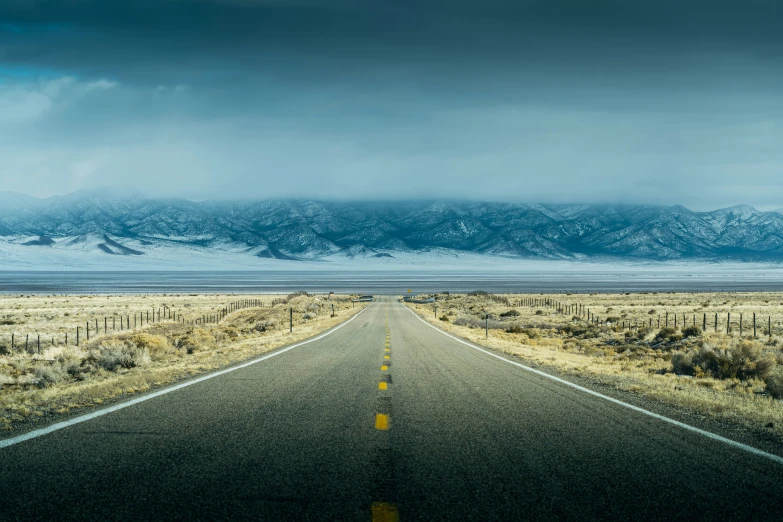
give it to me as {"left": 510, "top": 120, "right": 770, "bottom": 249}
{"left": 2, "top": 297, "right": 783, "bottom": 521}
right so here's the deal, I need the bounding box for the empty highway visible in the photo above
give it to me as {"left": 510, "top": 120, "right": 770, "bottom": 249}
{"left": 2, "top": 297, "right": 783, "bottom": 521}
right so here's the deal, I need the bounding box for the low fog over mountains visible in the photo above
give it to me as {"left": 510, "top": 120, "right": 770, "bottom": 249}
{"left": 1, "top": 192, "right": 782, "bottom": 265}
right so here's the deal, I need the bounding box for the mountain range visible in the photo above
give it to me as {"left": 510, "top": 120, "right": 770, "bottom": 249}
{"left": 1, "top": 191, "right": 782, "bottom": 265}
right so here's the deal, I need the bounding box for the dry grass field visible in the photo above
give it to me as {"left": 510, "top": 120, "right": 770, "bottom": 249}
{"left": 0, "top": 293, "right": 367, "bottom": 431}
{"left": 405, "top": 291, "right": 783, "bottom": 435}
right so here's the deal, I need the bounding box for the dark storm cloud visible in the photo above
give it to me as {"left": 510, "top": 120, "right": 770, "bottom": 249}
{"left": 1, "top": 1, "right": 783, "bottom": 208}
{"left": 3, "top": 0, "right": 782, "bottom": 84}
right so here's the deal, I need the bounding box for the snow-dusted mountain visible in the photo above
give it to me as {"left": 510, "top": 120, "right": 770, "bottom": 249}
{"left": 1, "top": 192, "right": 782, "bottom": 267}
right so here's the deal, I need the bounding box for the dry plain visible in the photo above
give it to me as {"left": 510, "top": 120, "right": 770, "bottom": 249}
{"left": 0, "top": 292, "right": 367, "bottom": 431}
{"left": 405, "top": 291, "right": 783, "bottom": 437}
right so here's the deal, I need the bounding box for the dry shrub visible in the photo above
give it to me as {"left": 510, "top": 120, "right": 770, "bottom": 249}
{"left": 129, "top": 333, "right": 171, "bottom": 359}
{"left": 671, "top": 352, "right": 694, "bottom": 376}
{"left": 453, "top": 315, "right": 504, "bottom": 330}
{"left": 34, "top": 349, "right": 88, "bottom": 386}
{"left": 682, "top": 325, "right": 702, "bottom": 338}
{"left": 672, "top": 340, "right": 776, "bottom": 381}
{"left": 34, "top": 364, "right": 70, "bottom": 387}
{"left": 220, "top": 326, "right": 240, "bottom": 342}
{"left": 766, "top": 367, "right": 783, "bottom": 399}
{"left": 654, "top": 327, "right": 682, "bottom": 344}
{"left": 625, "top": 326, "right": 653, "bottom": 342}
{"left": 180, "top": 328, "right": 214, "bottom": 354}
{"left": 89, "top": 340, "right": 150, "bottom": 372}
{"left": 254, "top": 320, "right": 277, "bottom": 333}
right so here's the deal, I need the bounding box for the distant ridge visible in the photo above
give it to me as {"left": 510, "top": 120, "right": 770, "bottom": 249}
{"left": 1, "top": 195, "right": 783, "bottom": 262}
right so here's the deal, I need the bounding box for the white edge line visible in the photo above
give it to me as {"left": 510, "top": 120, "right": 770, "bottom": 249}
{"left": 0, "top": 304, "right": 372, "bottom": 449}
{"left": 403, "top": 304, "right": 783, "bottom": 466}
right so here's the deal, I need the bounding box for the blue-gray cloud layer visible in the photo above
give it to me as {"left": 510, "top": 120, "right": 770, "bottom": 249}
{"left": 1, "top": 0, "right": 782, "bottom": 208}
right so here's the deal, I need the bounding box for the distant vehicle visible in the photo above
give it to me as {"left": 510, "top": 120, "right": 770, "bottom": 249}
{"left": 352, "top": 295, "right": 375, "bottom": 302}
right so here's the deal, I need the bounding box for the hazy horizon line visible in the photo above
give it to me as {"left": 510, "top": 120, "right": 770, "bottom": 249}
{"left": 0, "top": 188, "right": 780, "bottom": 214}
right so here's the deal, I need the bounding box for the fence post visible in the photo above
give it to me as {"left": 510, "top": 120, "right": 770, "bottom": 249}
{"left": 740, "top": 314, "right": 743, "bottom": 337}
{"left": 77, "top": 327, "right": 80, "bottom": 347}
{"left": 11, "top": 333, "right": 14, "bottom": 351}
{"left": 754, "top": 313, "right": 757, "bottom": 338}
{"left": 485, "top": 313, "right": 489, "bottom": 338}
{"left": 289, "top": 308, "right": 293, "bottom": 333}
{"left": 703, "top": 313, "right": 706, "bottom": 331}
{"left": 727, "top": 313, "right": 730, "bottom": 335}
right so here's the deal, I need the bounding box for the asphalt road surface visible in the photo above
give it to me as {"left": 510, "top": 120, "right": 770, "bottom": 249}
{"left": 2, "top": 297, "right": 783, "bottom": 521}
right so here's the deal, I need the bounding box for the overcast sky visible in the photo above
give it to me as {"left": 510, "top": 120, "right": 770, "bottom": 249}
{"left": 1, "top": 0, "right": 782, "bottom": 209}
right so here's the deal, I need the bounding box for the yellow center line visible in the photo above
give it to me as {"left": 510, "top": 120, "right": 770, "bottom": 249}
{"left": 385, "top": 348, "right": 390, "bottom": 352}
{"left": 371, "top": 502, "right": 399, "bottom": 522}
{"left": 378, "top": 381, "right": 388, "bottom": 390}
{"left": 384, "top": 355, "right": 390, "bottom": 360}
{"left": 381, "top": 365, "right": 388, "bottom": 371}
{"left": 375, "top": 413, "right": 389, "bottom": 430}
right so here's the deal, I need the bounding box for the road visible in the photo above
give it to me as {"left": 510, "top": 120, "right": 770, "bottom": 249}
{"left": 2, "top": 297, "right": 783, "bottom": 521}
